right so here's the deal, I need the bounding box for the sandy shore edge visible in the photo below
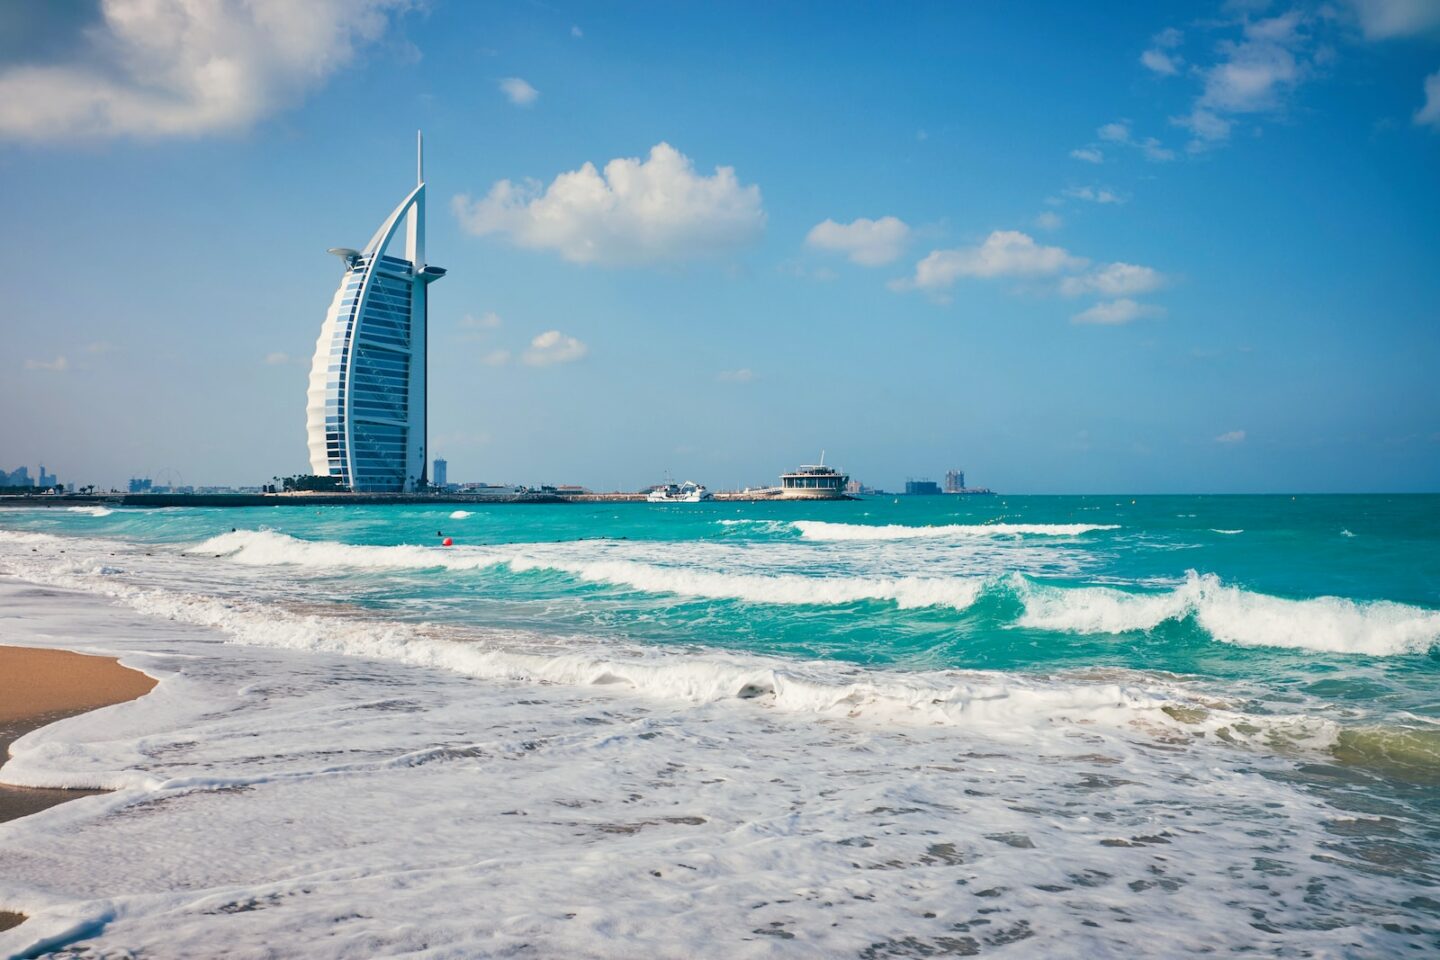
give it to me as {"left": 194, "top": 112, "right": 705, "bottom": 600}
{"left": 0, "top": 645, "right": 157, "bottom": 933}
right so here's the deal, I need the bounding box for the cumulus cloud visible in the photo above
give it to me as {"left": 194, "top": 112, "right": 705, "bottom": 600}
{"left": 805, "top": 216, "right": 911, "bottom": 266}
{"left": 1034, "top": 211, "right": 1064, "bottom": 231}
{"left": 1098, "top": 121, "right": 1130, "bottom": 142}
{"left": 499, "top": 77, "right": 539, "bottom": 106}
{"left": 716, "top": 368, "right": 757, "bottom": 383}
{"left": 452, "top": 142, "right": 765, "bottom": 266}
{"left": 1064, "top": 185, "right": 1126, "bottom": 204}
{"left": 1173, "top": 11, "right": 1310, "bottom": 150}
{"left": 1346, "top": 0, "right": 1440, "bottom": 39}
{"left": 1070, "top": 299, "right": 1166, "bottom": 325}
{"left": 897, "top": 231, "right": 1087, "bottom": 292}
{"left": 1142, "top": 48, "right": 1182, "bottom": 76}
{"left": 1060, "top": 262, "right": 1166, "bottom": 297}
{"left": 0, "top": 0, "right": 409, "bottom": 141}
{"left": 1141, "top": 27, "right": 1184, "bottom": 75}
{"left": 24, "top": 355, "right": 70, "bottom": 372}
{"left": 1216, "top": 429, "right": 1247, "bottom": 444}
{"left": 522, "top": 330, "right": 587, "bottom": 366}
{"left": 481, "top": 349, "right": 512, "bottom": 367}
{"left": 1070, "top": 146, "right": 1103, "bottom": 163}
{"left": 1417, "top": 70, "right": 1440, "bottom": 129}
{"left": 264, "top": 351, "right": 294, "bottom": 365}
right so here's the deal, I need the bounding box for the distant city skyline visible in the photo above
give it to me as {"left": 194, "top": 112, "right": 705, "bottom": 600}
{"left": 2, "top": 1, "right": 1438, "bottom": 493}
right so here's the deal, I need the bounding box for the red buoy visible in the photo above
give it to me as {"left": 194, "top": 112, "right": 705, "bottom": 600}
{"left": 442, "top": 537, "right": 453, "bottom": 547}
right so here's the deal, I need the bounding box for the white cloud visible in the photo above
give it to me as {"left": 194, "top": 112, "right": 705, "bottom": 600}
{"left": 1142, "top": 48, "right": 1182, "bottom": 76}
{"left": 86, "top": 341, "right": 117, "bottom": 354}
{"left": 805, "top": 216, "right": 911, "bottom": 266}
{"left": 522, "top": 330, "right": 587, "bottom": 366}
{"left": 1069, "top": 146, "right": 1103, "bottom": 163}
{"left": 0, "top": 0, "right": 408, "bottom": 141}
{"left": 1091, "top": 121, "right": 1176, "bottom": 162}
{"left": 1137, "top": 137, "right": 1177, "bottom": 162}
{"left": 1060, "top": 262, "right": 1166, "bottom": 297}
{"left": 499, "top": 76, "right": 539, "bottom": 106}
{"left": 899, "top": 231, "right": 1087, "bottom": 292}
{"left": 1071, "top": 299, "right": 1165, "bottom": 325}
{"left": 1173, "top": 12, "right": 1310, "bottom": 150}
{"left": 1098, "top": 121, "right": 1131, "bottom": 142}
{"left": 461, "top": 311, "right": 503, "bottom": 330}
{"left": 716, "top": 368, "right": 757, "bottom": 383}
{"left": 1416, "top": 70, "right": 1440, "bottom": 129}
{"left": 452, "top": 142, "right": 765, "bottom": 266}
{"left": 571, "top": 25, "right": 584, "bottom": 38}
{"left": 1034, "top": 211, "right": 1064, "bottom": 231}
{"left": 1216, "top": 429, "right": 1247, "bottom": 444}
{"left": 25, "top": 355, "right": 70, "bottom": 372}
{"left": 264, "top": 351, "right": 294, "bottom": 365}
{"left": 480, "top": 349, "right": 512, "bottom": 367}
{"left": 1064, "top": 185, "right": 1126, "bottom": 204}
{"left": 1346, "top": 0, "right": 1440, "bottom": 39}
{"left": 1142, "top": 27, "right": 1184, "bottom": 75}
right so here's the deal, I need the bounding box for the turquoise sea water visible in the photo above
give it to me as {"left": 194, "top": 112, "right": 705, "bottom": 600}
{"left": 2, "top": 494, "right": 1439, "bottom": 949}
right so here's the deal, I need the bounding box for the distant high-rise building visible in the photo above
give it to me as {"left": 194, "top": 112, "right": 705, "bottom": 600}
{"left": 129, "top": 477, "right": 153, "bottom": 493}
{"left": 307, "top": 133, "right": 446, "bottom": 493}
{"left": 38, "top": 465, "right": 56, "bottom": 487}
{"left": 905, "top": 479, "right": 941, "bottom": 496}
{"left": 3, "top": 466, "right": 33, "bottom": 487}
{"left": 944, "top": 469, "right": 966, "bottom": 493}
{"left": 432, "top": 457, "right": 447, "bottom": 489}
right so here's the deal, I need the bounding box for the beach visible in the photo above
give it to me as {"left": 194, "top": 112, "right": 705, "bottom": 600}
{"left": 0, "top": 499, "right": 1437, "bottom": 957}
{"left": 0, "top": 598, "right": 158, "bottom": 936}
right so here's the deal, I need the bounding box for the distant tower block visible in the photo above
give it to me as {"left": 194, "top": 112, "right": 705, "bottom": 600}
{"left": 945, "top": 469, "right": 966, "bottom": 493}
{"left": 432, "top": 457, "right": 448, "bottom": 489}
{"left": 307, "top": 132, "right": 447, "bottom": 492}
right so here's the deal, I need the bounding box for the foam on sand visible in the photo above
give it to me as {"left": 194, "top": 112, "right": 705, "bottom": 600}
{"left": 1014, "top": 571, "right": 1440, "bottom": 656}
{"left": 792, "top": 520, "right": 1119, "bottom": 540}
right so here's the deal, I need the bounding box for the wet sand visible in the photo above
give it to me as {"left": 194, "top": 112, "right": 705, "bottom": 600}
{"left": 0, "top": 646, "right": 156, "bottom": 933}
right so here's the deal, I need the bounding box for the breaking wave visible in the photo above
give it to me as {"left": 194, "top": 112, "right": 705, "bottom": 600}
{"left": 65, "top": 506, "right": 114, "bottom": 517}
{"left": 792, "top": 520, "right": 1119, "bottom": 541}
{"left": 193, "top": 530, "right": 987, "bottom": 610}
{"left": 185, "top": 532, "right": 1440, "bottom": 655}
{"left": 1015, "top": 572, "right": 1440, "bottom": 657}
{"left": 448, "top": 510, "right": 474, "bottom": 519}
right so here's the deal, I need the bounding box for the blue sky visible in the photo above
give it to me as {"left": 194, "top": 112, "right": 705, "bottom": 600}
{"left": 1, "top": 0, "right": 1437, "bottom": 493}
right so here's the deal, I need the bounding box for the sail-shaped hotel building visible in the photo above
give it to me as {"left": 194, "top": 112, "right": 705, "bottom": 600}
{"left": 306, "top": 134, "right": 446, "bottom": 491}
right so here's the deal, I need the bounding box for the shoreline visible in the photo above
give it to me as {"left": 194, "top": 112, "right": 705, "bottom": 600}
{"left": 0, "top": 646, "right": 157, "bottom": 934}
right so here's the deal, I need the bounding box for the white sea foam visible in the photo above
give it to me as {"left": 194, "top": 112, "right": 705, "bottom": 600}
{"left": 792, "top": 520, "right": 1119, "bottom": 540}
{"left": 3, "top": 577, "right": 1423, "bottom": 959}
{"left": 1211, "top": 529, "right": 1244, "bottom": 535}
{"left": 193, "top": 530, "right": 989, "bottom": 610}
{"left": 65, "top": 506, "right": 114, "bottom": 517}
{"left": 1015, "top": 571, "right": 1440, "bottom": 656}
{"left": 448, "top": 510, "right": 473, "bottom": 519}
{"left": 0, "top": 533, "right": 1158, "bottom": 730}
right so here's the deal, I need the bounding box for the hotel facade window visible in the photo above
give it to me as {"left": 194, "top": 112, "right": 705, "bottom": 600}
{"left": 306, "top": 136, "right": 446, "bottom": 492}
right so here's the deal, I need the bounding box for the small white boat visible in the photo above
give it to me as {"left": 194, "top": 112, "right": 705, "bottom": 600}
{"left": 646, "top": 480, "right": 713, "bottom": 503}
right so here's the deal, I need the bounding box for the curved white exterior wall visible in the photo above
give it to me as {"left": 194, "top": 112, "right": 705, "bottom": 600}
{"left": 307, "top": 166, "right": 443, "bottom": 492}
